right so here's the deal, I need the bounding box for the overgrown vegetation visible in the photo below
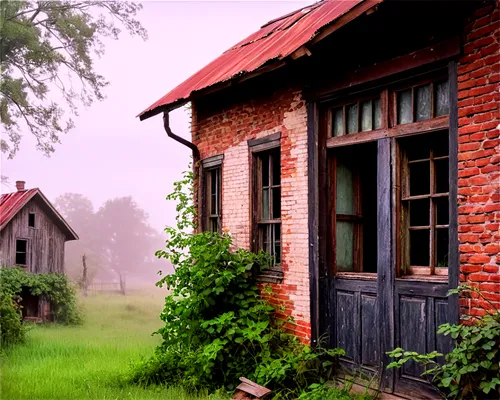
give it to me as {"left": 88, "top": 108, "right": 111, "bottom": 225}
{"left": 0, "top": 290, "right": 26, "bottom": 347}
{"left": 129, "top": 168, "right": 370, "bottom": 399}
{"left": 0, "top": 267, "right": 82, "bottom": 325}
{"left": 388, "top": 285, "right": 500, "bottom": 399}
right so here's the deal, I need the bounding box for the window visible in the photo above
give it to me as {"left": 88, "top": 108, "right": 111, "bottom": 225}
{"left": 28, "top": 213, "right": 35, "bottom": 228}
{"left": 333, "top": 143, "right": 377, "bottom": 274}
{"left": 16, "top": 239, "right": 27, "bottom": 265}
{"left": 249, "top": 133, "right": 282, "bottom": 267}
{"left": 202, "top": 155, "right": 223, "bottom": 233}
{"left": 332, "top": 95, "right": 382, "bottom": 136}
{"left": 399, "top": 131, "right": 449, "bottom": 276}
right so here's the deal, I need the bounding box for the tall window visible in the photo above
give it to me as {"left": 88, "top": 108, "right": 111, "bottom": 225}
{"left": 250, "top": 133, "right": 281, "bottom": 266}
{"left": 28, "top": 213, "right": 35, "bottom": 228}
{"left": 16, "top": 239, "right": 27, "bottom": 265}
{"left": 202, "top": 155, "right": 223, "bottom": 233}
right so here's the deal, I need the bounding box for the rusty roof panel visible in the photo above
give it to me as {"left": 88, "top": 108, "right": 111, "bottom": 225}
{"left": 138, "top": 0, "right": 366, "bottom": 119}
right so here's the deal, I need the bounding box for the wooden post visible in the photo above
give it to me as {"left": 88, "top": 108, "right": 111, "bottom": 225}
{"left": 82, "top": 254, "right": 88, "bottom": 297}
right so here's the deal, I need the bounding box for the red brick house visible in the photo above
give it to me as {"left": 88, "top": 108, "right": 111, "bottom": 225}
{"left": 138, "top": 1, "right": 499, "bottom": 397}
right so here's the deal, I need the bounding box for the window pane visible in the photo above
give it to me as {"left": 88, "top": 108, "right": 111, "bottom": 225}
{"left": 435, "top": 81, "right": 449, "bottom": 117}
{"left": 347, "top": 104, "right": 358, "bottom": 134}
{"left": 262, "top": 188, "right": 269, "bottom": 219}
{"left": 274, "top": 224, "right": 281, "bottom": 264}
{"left": 261, "top": 154, "right": 269, "bottom": 187}
{"left": 272, "top": 187, "right": 281, "bottom": 218}
{"left": 361, "top": 100, "right": 373, "bottom": 132}
{"left": 436, "top": 197, "right": 449, "bottom": 225}
{"left": 28, "top": 213, "right": 35, "bottom": 228}
{"left": 333, "top": 107, "right": 344, "bottom": 137}
{"left": 409, "top": 199, "right": 430, "bottom": 227}
{"left": 410, "top": 230, "right": 430, "bottom": 266}
{"left": 409, "top": 162, "right": 430, "bottom": 196}
{"left": 434, "top": 132, "right": 449, "bottom": 157}
{"left": 435, "top": 158, "right": 449, "bottom": 194}
{"left": 336, "top": 221, "right": 354, "bottom": 272}
{"left": 436, "top": 228, "right": 449, "bottom": 268}
{"left": 16, "top": 240, "right": 27, "bottom": 252}
{"left": 336, "top": 162, "right": 354, "bottom": 215}
{"left": 397, "top": 89, "right": 412, "bottom": 124}
{"left": 272, "top": 152, "right": 280, "bottom": 185}
{"left": 415, "top": 85, "right": 431, "bottom": 122}
{"left": 210, "top": 170, "right": 217, "bottom": 214}
{"left": 210, "top": 218, "right": 218, "bottom": 233}
{"left": 373, "top": 98, "right": 382, "bottom": 129}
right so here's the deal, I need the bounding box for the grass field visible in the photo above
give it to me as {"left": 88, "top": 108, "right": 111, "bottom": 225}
{"left": 1, "top": 289, "right": 221, "bottom": 400}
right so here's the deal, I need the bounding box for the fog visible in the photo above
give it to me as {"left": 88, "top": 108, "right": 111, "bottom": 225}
{"left": 1, "top": 1, "right": 311, "bottom": 287}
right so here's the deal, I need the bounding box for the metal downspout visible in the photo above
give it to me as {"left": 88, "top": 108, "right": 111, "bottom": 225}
{"left": 162, "top": 111, "right": 200, "bottom": 159}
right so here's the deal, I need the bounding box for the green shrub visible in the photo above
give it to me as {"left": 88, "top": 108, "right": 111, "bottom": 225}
{"left": 387, "top": 285, "right": 500, "bottom": 399}
{"left": 129, "top": 168, "right": 353, "bottom": 399}
{"left": 0, "top": 291, "right": 26, "bottom": 347}
{"left": 0, "top": 267, "right": 82, "bottom": 325}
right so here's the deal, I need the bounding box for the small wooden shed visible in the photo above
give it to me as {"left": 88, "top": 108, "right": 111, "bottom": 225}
{"left": 0, "top": 181, "right": 78, "bottom": 319}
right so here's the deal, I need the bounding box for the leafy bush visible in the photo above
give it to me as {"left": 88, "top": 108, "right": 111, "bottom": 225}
{"left": 387, "top": 285, "right": 500, "bottom": 399}
{"left": 0, "top": 291, "right": 26, "bottom": 347}
{"left": 0, "top": 267, "right": 82, "bottom": 325}
{"left": 129, "top": 168, "right": 353, "bottom": 399}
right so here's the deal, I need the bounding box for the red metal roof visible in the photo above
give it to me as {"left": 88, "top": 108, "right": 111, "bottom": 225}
{"left": 138, "top": 0, "right": 371, "bottom": 120}
{"left": 0, "top": 188, "right": 78, "bottom": 240}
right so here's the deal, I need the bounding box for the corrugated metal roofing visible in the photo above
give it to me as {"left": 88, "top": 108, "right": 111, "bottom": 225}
{"left": 0, "top": 188, "right": 78, "bottom": 240}
{"left": 138, "top": 0, "right": 369, "bottom": 119}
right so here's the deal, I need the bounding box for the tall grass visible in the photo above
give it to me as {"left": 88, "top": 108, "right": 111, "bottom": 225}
{"left": 1, "top": 289, "right": 221, "bottom": 400}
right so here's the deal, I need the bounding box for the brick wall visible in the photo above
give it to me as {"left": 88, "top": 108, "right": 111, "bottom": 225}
{"left": 457, "top": 1, "right": 500, "bottom": 317}
{"left": 192, "top": 87, "right": 311, "bottom": 341}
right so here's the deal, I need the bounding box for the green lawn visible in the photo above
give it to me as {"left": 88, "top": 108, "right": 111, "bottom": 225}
{"left": 1, "top": 289, "right": 219, "bottom": 400}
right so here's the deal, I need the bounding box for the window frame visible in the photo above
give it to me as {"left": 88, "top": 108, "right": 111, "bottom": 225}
{"left": 15, "top": 238, "right": 29, "bottom": 266}
{"left": 249, "top": 133, "right": 283, "bottom": 281}
{"left": 28, "top": 213, "right": 35, "bottom": 228}
{"left": 201, "top": 155, "right": 223, "bottom": 233}
{"left": 325, "top": 67, "right": 452, "bottom": 281}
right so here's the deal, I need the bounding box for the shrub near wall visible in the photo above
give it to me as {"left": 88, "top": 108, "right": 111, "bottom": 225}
{"left": 0, "top": 267, "right": 82, "bottom": 325}
{"left": 0, "top": 291, "right": 26, "bottom": 347}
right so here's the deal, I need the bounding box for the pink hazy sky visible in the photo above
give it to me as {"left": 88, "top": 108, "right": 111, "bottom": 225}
{"left": 2, "top": 1, "right": 311, "bottom": 232}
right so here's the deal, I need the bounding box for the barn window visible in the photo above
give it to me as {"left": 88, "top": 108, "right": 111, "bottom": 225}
{"left": 16, "top": 239, "right": 28, "bottom": 265}
{"left": 249, "top": 133, "right": 281, "bottom": 266}
{"left": 28, "top": 213, "right": 35, "bottom": 228}
{"left": 201, "top": 155, "right": 223, "bottom": 233}
{"left": 333, "top": 142, "right": 377, "bottom": 274}
{"left": 399, "top": 131, "right": 449, "bottom": 276}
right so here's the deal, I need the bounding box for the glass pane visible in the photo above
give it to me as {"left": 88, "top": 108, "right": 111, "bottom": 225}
{"left": 373, "top": 98, "right": 382, "bottom": 129}
{"left": 434, "top": 131, "right": 449, "bottom": 157}
{"left": 410, "top": 230, "right": 430, "bottom": 266}
{"left": 435, "top": 158, "right": 449, "bottom": 194}
{"left": 336, "top": 221, "right": 354, "bottom": 272}
{"left": 409, "top": 162, "right": 430, "bottom": 196}
{"left": 397, "top": 89, "right": 412, "bottom": 124}
{"left": 333, "top": 107, "right": 344, "bottom": 137}
{"left": 436, "top": 228, "right": 449, "bottom": 268}
{"left": 274, "top": 224, "right": 281, "bottom": 264}
{"left": 435, "top": 80, "right": 449, "bottom": 117}
{"left": 16, "top": 240, "right": 27, "bottom": 252}
{"left": 210, "top": 170, "right": 217, "bottom": 214}
{"left": 347, "top": 104, "right": 358, "bottom": 134}
{"left": 336, "top": 162, "right": 354, "bottom": 215}
{"left": 361, "top": 100, "right": 373, "bottom": 132}
{"left": 272, "top": 152, "right": 280, "bottom": 185}
{"left": 262, "top": 189, "right": 269, "bottom": 219}
{"left": 261, "top": 154, "right": 269, "bottom": 187}
{"left": 436, "top": 197, "right": 449, "bottom": 225}
{"left": 410, "top": 198, "right": 430, "bottom": 227}
{"left": 415, "top": 85, "right": 431, "bottom": 122}
{"left": 261, "top": 224, "right": 270, "bottom": 252}
{"left": 272, "top": 187, "right": 281, "bottom": 218}
{"left": 210, "top": 218, "right": 218, "bottom": 233}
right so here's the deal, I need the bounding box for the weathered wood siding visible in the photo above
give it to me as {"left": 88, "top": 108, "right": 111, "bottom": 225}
{"left": 0, "top": 197, "right": 66, "bottom": 273}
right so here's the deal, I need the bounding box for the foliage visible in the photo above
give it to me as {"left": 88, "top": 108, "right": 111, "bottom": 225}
{"left": 387, "top": 284, "right": 500, "bottom": 399}
{"left": 0, "top": 0, "right": 147, "bottom": 157}
{"left": 129, "top": 167, "right": 352, "bottom": 399}
{"left": 0, "top": 267, "right": 82, "bottom": 324}
{"left": 0, "top": 290, "right": 27, "bottom": 347}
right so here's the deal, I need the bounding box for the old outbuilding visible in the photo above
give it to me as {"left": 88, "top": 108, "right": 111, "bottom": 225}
{"left": 0, "top": 181, "right": 78, "bottom": 319}
{"left": 139, "top": 1, "right": 499, "bottom": 398}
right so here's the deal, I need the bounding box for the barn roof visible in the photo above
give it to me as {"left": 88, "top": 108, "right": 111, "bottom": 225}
{"left": 0, "top": 188, "right": 79, "bottom": 241}
{"left": 138, "top": 0, "right": 380, "bottom": 120}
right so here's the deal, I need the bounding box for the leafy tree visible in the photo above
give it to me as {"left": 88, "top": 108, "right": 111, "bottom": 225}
{"left": 96, "top": 196, "right": 157, "bottom": 294}
{"left": 54, "top": 193, "right": 103, "bottom": 282}
{"left": 0, "top": 0, "right": 147, "bottom": 157}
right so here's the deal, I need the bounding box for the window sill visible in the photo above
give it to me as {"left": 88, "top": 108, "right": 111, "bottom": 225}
{"left": 336, "top": 272, "right": 377, "bottom": 280}
{"left": 255, "top": 267, "right": 283, "bottom": 284}
{"left": 397, "top": 275, "right": 448, "bottom": 283}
